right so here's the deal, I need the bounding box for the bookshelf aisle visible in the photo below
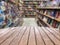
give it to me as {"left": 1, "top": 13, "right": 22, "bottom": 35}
{"left": 0, "top": 0, "right": 60, "bottom": 30}
{"left": 34, "top": 0, "right": 60, "bottom": 30}
{"left": 0, "top": 0, "right": 60, "bottom": 45}
{"left": 23, "top": 0, "right": 60, "bottom": 30}
{"left": 0, "top": 0, "right": 23, "bottom": 28}
{"left": 23, "top": 1, "right": 37, "bottom": 17}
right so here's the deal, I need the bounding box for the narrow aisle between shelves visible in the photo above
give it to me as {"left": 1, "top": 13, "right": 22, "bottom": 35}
{"left": 22, "top": 18, "right": 38, "bottom": 26}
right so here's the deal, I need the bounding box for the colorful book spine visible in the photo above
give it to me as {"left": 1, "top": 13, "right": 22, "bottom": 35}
{"left": 51, "top": 10, "right": 57, "bottom": 17}
{"left": 56, "top": 11, "right": 60, "bottom": 19}
{"left": 47, "top": 18, "right": 52, "bottom": 24}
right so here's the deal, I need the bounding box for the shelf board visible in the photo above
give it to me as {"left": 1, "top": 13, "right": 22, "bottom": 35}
{"left": 37, "top": 7, "right": 60, "bottom": 10}
{"left": 26, "top": 14, "right": 35, "bottom": 16}
{"left": 25, "top": 4, "right": 39, "bottom": 5}
{"left": 24, "top": 9, "right": 35, "bottom": 11}
{"left": 36, "top": 11, "right": 60, "bottom": 22}
{"left": 24, "top": 0, "right": 47, "bottom": 2}
{"left": 55, "top": 18, "right": 60, "bottom": 22}
{"left": 40, "top": 13, "right": 55, "bottom": 19}
{"left": 40, "top": 13, "right": 60, "bottom": 22}
{"left": 38, "top": 16, "right": 53, "bottom": 28}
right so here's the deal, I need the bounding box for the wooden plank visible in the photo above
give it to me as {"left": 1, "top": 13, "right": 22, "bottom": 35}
{"left": 19, "top": 27, "right": 30, "bottom": 45}
{"left": 0, "top": 27, "right": 15, "bottom": 37}
{"left": 1, "top": 26, "right": 24, "bottom": 45}
{"left": 9, "top": 26, "right": 27, "bottom": 45}
{"left": 50, "top": 28, "right": 60, "bottom": 34}
{"left": 55, "top": 18, "right": 60, "bottom": 22}
{"left": 45, "top": 27, "right": 60, "bottom": 40}
{"left": 38, "top": 27, "right": 54, "bottom": 45}
{"left": 28, "top": 27, "right": 36, "bottom": 45}
{"left": 0, "top": 28, "right": 9, "bottom": 32}
{"left": 0, "top": 28, "right": 10, "bottom": 35}
{"left": 0, "top": 26, "right": 60, "bottom": 45}
{"left": 34, "top": 27, "right": 45, "bottom": 45}
{"left": 0, "top": 27, "right": 15, "bottom": 44}
{"left": 38, "top": 17, "right": 60, "bottom": 36}
{"left": 41, "top": 27, "right": 60, "bottom": 45}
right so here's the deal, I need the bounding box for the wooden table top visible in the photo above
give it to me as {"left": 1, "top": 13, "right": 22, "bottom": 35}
{"left": 0, "top": 26, "right": 60, "bottom": 45}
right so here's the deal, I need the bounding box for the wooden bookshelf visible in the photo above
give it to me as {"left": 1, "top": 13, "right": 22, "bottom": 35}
{"left": 36, "top": 11, "right": 54, "bottom": 18}
{"left": 23, "top": 3, "right": 36, "bottom": 17}
{"left": 39, "top": 13, "right": 60, "bottom": 22}
{"left": 35, "top": 10, "right": 60, "bottom": 22}
{"left": 3, "top": 1, "right": 24, "bottom": 28}
{"left": 24, "top": 0, "right": 48, "bottom": 2}
{"left": 24, "top": 14, "right": 36, "bottom": 17}
{"left": 23, "top": 1, "right": 60, "bottom": 29}
{"left": 24, "top": 9, "right": 34, "bottom": 11}
{"left": 37, "top": 16, "right": 52, "bottom": 28}
{"left": 37, "top": 7, "right": 60, "bottom": 10}
{"left": 23, "top": 1, "right": 48, "bottom": 8}
{"left": 32, "top": 7, "right": 60, "bottom": 29}
{"left": 25, "top": 14, "right": 36, "bottom": 15}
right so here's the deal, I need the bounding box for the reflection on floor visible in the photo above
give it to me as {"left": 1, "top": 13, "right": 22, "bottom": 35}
{"left": 23, "top": 18, "right": 38, "bottom": 26}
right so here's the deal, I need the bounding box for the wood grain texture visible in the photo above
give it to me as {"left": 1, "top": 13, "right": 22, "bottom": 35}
{"left": 0, "top": 26, "right": 60, "bottom": 45}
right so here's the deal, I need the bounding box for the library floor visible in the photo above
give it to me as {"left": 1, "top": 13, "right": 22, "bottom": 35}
{"left": 0, "top": 26, "right": 60, "bottom": 45}
{"left": 0, "top": 18, "right": 60, "bottom": 45}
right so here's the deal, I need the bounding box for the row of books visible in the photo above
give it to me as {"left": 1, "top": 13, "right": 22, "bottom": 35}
{"left": 24, "top": 1, "right": 40, "bottom": 5}
{"left": 24, "top": 1, "right": 60, "bottom": 8}
{"left": 38, "top": 10, "right": 60, "bottom": 29}
{"left": 23, "top": 0, "right": 48, "bottom": 1}
{"left": 0, "top": 1, "right": 23, "bottom": 28}
{"left": 24, "top": 1, "right": 47, "bottom": 8}
{"left": 39, "top": 10, "right": 60, "bottom": 20}
{"left": 7, "top": 2, "right": 23, "bottom": 27}
{"left": 43, "top": 17, "right": 60, "bottom": 29}
{"left": 24, "top": 9, "right": 36, "bottom": 16}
